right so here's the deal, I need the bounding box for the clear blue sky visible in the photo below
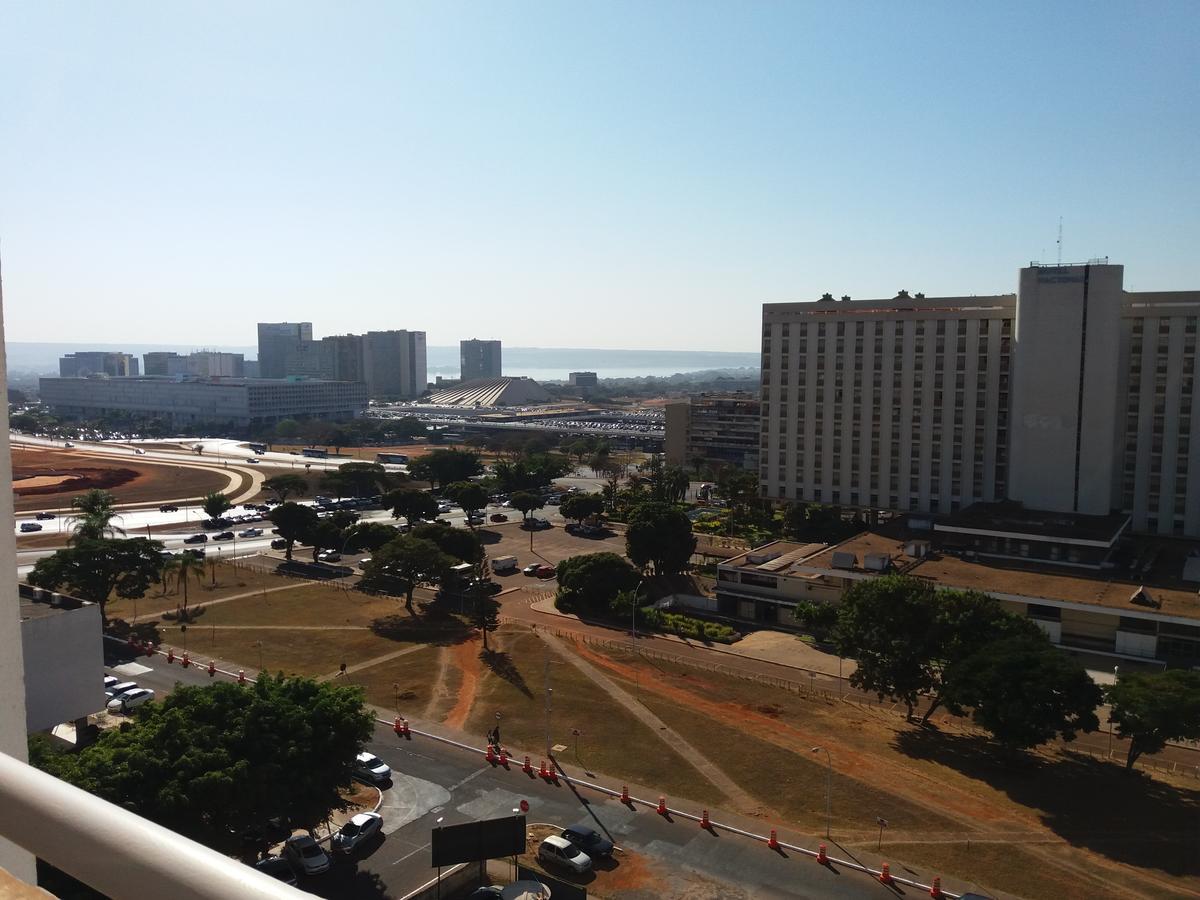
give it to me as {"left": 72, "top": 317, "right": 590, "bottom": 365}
{"left": 2, "top": 1, "right": 1197, "bottom": 352}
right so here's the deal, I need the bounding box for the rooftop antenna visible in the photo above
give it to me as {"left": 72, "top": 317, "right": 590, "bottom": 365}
{"left": 1057, "top": 216, "right": 1063, "bottom": 265}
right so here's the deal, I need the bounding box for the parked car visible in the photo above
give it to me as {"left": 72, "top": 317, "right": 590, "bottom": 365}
{"left": 239, "top": 528, "right": 262, "bottom": 538}
{"left": 184, "top": 533, "right": 208, "bottom": 544}
{"left": 19, "top": 522, "right": 43, "bottom": 532}
{"left": 270, "top": 538, "right": 288, "bottom": 550}
{"left": 251, "top": 856, "right": 297, "bottom": 886}
{"left": 159, "top": 504, "right": 180, "bottom": 513}
{"left": 107, "top": 687, "right": 155, "bottom": 713}
{"left": 467, "top": 515, "right": 485, "bottom": 526}
{"left": 283, "top": 835, "right": 331, "bottom": 875}
{"left": 537, "top": 835, "right": 592, "bottom": 874}
{"left": 354, "top": 751, "right": 392, "bottom": 784}
{"left": 561, "top": 824, "right": 614, "bottom": 859}
{"left": 467, "top": 888, "right": 504, "bottom": 900}
{"left": 317, "top": 550, "right": 341, "bottom": 562}
{"left": 104, "top": 675, "right": 119, "bottom": 691}
{"left": 535, "top": 565, "right": 556, "bottom": 579}
{"left": 35, "top": 512, "right": 56, "bottom": 520}
{"left": 356, "top": 557, "right": 371, "bottom": 571}
{"left": 331, "top": 812, "right": 383, "bottom": 855}
{"left": 212, "top": 531, "right": 235, "bottom": 541}
{"left": 522, "top": 564, "right": 541, "bottom": 576}
{"left": 489, "top": 513, "right": 508, "bottom": 523}
{"left": 105, "top": 681, "right": 140, "bottom": 701}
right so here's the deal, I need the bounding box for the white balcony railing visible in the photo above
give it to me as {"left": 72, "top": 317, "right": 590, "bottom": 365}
{"left": 0, "top": 751, "right": 305, "bottom": 899}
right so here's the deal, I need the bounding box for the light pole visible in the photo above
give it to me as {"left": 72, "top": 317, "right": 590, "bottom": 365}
{"left": 544, "top": 651, "right": 554, "bottom": 759}
{"left": 811, "top": 746, "right": 832, "bottom": 839}
{"left": 1108, "top": 665, "right": 1119, "bottom": 758}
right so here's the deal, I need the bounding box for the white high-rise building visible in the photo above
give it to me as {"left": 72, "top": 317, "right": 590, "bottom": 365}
{"left": 759, "top": 262, "right": 1200, "bottom": 536}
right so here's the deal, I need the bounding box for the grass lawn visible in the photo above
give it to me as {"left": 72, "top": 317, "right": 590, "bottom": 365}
{"left": 195, "top": 583, "right": 404, "bottom": 628}
{"left": 109, "top": 564, "right": 305, "bottom": 620}
{"left": 463, "top": 629, "right": 724, "bottom": 808}
{"left": 156, "top": 623, "right": 396, "bottom": 678}
{"left": 342, "top": 645, "right": 458, "bottom": 721}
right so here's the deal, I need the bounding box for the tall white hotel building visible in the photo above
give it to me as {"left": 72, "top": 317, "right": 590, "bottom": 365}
{"left": 759, "top": 262, "right": 1200, "bottom": 537}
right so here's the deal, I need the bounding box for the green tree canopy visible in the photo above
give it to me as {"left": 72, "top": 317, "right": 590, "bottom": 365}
{"left": 68, "top": 489, "right": 124, "bottom": 541}
{"left": 510, "top": 491, "right": 542, "bottom": 522}
{"left": 262, "top": 473, "right": 309, "bottom": 503}
{"left": 625, "top": 502, "right": 696, "bottom": 576}
{"left": 1106, "top": 669, "right": 1200, "bottom": 771}
{"left": 409, "top": 522, "right": 482, "bottom": 564}
{"left": 491, "top": 453, "right": 572, "bottom": 493}
{"left": 384, "top": 489, "right": 439, "bottom": 525}
{"left": 343, "top": 521, "right": 401, "bottom": 553}
{"left": 201, "top": 491, "right": 233, "bottom": 522}
{"left": 306, "top": 520, "right": 346, "bottom": 562}
{"left": 267, "top": 502, "right": 319, "bottom": 561}
{"left": 408, "top": 448, "right": 482, "bottom": 490}
{"left": 28, "top": 537, "right": 166, "bottom": 618}
{"left": 359, "top": 536, "right": 456, "bottom": 612}
{"left": 783, "top": 503, "right": 863, "bottom": 544}
{"left": 944, "top": 635, "right": 1101, "bottom": 754}
{"left": 560, "top": 492, "right": 604, "bottom": 523}
{"left": 333, "top": 462, "right": 391, "bottom": 497}
{"left": 32, "top": 674, "right": 373, "bottom": 853}
{"left": 556, "top": 552, "right": 640, "bottom": 616}
{"left": 444, "top": 481, "right": 489, "bottom": 523}
{"left": 274, "top": 418, "right": 302, "bottom": 440}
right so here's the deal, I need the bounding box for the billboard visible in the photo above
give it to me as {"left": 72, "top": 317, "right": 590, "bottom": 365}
{"left": 431, "top": 815, "right": 527, "bottom": 868}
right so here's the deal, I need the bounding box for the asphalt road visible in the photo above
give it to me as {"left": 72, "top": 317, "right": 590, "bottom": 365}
{"left": 103, "top": 645, "right": 890, "bottom": 900}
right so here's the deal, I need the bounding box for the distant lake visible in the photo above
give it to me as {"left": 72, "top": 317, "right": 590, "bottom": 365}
{"left": 8, "top": 342, "right": 759, "bottom": 382}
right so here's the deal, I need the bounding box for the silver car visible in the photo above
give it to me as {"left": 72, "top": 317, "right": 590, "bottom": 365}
{"left": 331, "top": 812, "right": 382, "bottom": 855}
{"left": 354, "top": 751, "right": 392, "bottom": 784}
{"left": 283, "top": 835, "right": 330, "bottom": 875}
{"left": 537, "top": 835, "right": 591, "bottom": 874}
{"left": 106, "top": 687, "right": 155, "bottom": 713}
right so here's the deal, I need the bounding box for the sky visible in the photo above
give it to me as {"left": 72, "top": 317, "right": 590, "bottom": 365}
{"left": 1, "top": 2, "right": 1197, "bottom": 352}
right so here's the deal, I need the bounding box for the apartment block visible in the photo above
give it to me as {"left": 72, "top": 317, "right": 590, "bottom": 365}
{"left": 58, "top": 352, "right": 139, "bottom": 378}
{"left": 460, "top": 339, "right": 502, "bottom": 381}
{"left": 665, "top": 392, "right": 761, "bottom": 472}
{"left": 365, "top": 330, "right": 427, "bottom": 399}
{"left": 256, "top": 322, "right": 313, "bottom": 378}
{"left": 759, "top": 262, "right": 1200, "bottom": 537}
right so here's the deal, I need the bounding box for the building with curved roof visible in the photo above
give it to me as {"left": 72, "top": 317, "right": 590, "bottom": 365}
{"left": 426, "top": 376, "right": 550, "bottom": 407}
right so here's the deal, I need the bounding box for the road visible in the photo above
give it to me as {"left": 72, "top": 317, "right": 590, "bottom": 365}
{"left": 103, "top": 645, "right": 896, "bottom": 900}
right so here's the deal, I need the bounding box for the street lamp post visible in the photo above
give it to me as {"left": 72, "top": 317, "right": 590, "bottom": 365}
{"left": 811, "top": 746, "right": 832, "bottom": 839}
{"left": 1108, "top": 665, "right": 1119, "bottom": 758}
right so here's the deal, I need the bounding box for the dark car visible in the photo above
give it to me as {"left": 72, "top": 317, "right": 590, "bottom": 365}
{"left": 270, "top": 538, "right": 288, "bottom": 550}
{"left": 212, "top": 531, "right": 235, "bottom": 541}
{"left": 35, "top": 511, "right": 56, "bottom": 520}
{"left": 490, "top": 513, "right": 508, "bottom": 522}
{"left": 183, "top": 533, "right": 208, "bottom": 544}
{"left": 562, "top": 824, "right": 614, "bottom": 859}
{"left": 159, "top": 504, "right": 180, "bottom": 513}
{"left": 252, "top": 856, "right": 297, "bottom": 886}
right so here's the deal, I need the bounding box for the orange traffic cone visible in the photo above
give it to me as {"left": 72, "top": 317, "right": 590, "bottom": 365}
{"left": 767, "top": 829, "right": 780, "bottom": 850}
{"left": 699, "top": 809, "right": 710, "bottom": 829}
{"left": 485, "top": 744, "right": 497, "bottom": 764}
{"left": 498, "top": 748, "right": 508, "bottom": 767}
{"left": 207, "top": 660, "right": 216, "bottom": 677}
{"left": 620, "top": 784, "right": 630, "bottom": 804}
{"left": 538, "top": 759, "right": 551, "bottom": 778}
{"left": 167, "top": 648, "right": 175, "bottom": 664}
{"left": 656, "top": 796, "right": 667, "bottom": 815}
{"left": 181, "top": 651, "right": 190, "bottom": 668}
{"left": 237, "top": 669, "right": 246, "bottom": 684}
{"left": 879, "top": 863, "right": 892, "bottom": 885}
{"left": 816, "top": 843, "right": 827, "bottom": 864}
{"left": 522, "top": 755, "right": 533, "bottom": 774}
{"left": 930, "top": 876, "right": 943, "bottom": 898}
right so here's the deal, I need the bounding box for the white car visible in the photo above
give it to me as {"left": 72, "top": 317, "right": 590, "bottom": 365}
{"left": 239, "top": 528, "right": 262, "bottom": 538}
{"left": 104, "top": 675, "right": 119, "bottom": 691}
{"left": 331, "top": 812, "right": 383, "bottom": 854}
{"left": 537, "top": 835, "right": 592, "bottom": 874}
{"left": 354, "top": 751, "right": 391, "bottom": 784}
{"left": 134, "top": 448, "right": 147, "bottom": 455}
{"left": 317, "top": 550, "right": 341, "bottom": 562}
{"left": 106, "top": 687, "right": 155, "bottom": 713}
{"left": 105, "top": 681, "right": 140, "bottom": 701}
{"left": 283, "top": 835, "right": 331, "bottom": 875}
{"left": 437, "top": 503, "right": 452, "bottom": 513}
{"left": 247, "top": 457, "right": 260, "bottom": 464}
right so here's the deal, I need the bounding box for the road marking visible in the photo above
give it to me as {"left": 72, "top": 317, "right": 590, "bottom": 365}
{"left": 446, "top": 767, "right": 490, "bottom": 793}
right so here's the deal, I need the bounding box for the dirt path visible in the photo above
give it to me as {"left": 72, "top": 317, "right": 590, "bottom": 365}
{"left": 538, "top": 630, "right": 758, "bottom": 814}
{"left": 442, "top": 636, "right": 483, "bottom": 730}
{"left": 317, "top": 643, "right": 427, "bottom": 681}
{"left": 422, "top": 647, "right": 453, "bottom": 720}
{"left": 131, "top": 582, "right": 308, "bottom": 623}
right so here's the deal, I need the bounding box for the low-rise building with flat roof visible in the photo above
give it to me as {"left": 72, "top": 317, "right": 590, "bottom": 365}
{"left": 19, "top": 584, "right": 103, "bottom": 733}
{"left": 39, "top": 375, "right": 368, "bottom": 427}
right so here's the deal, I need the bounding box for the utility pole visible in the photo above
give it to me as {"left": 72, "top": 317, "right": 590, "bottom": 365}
{"left": 544, "top": 651, "right": 554, "bottom": 759}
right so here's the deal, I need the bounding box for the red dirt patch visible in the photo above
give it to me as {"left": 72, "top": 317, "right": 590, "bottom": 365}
{"left": 442, "top": 636, "right": 483, "bottom": 730}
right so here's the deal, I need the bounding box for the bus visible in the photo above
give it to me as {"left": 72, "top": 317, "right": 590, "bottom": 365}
{"left": 376, "top": 452, "right": 409, "bottom": 464}
{"left": 301, "top": 447, "right": 329, "bottom": 459}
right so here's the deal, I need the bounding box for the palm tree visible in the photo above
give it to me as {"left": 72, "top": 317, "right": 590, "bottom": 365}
{"left": 175, "top": 552, "right": 205, "bottom": 618}
{"left": 68, "top": 489, "right": 124, "bottom": 542}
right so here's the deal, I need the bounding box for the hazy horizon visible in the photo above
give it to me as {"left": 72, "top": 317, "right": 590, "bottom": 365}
{"left": 2, "top": 3, "right": 1197, "bottom": 350}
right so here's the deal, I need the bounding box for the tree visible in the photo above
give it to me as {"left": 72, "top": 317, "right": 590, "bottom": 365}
{"left": 408, "top": 449, "right": 482, "bottom": 490}
{"left": 168, "top": 551, "right": 205, "bottom": 617}
{"left": 28, "top": 538, "right": 164, "bottom": 618}
{"left": 68, "top": 489, "right": 124, "bottom": 541}
{"left": 306, "top": 520, "right": 345, "bottom": 563}
{"left": 783, "top": 503, "right": 861, "bottom": 543}
{"left": 560, "top": 492, "right": 604, "bottom": 524}
{"left": 343, "top": 522, "right": 400, "bottom": 553}
{"left": 333, "top": 462, "right": 390, "bottom": 498}
{"left": 793, "top": 600, "right": 839, "bottom": 642}
{"left": 274, "top": 419, "right": 302, "bottom": 441}
{"left": 444, "top": 481, "right": 489, "bottom": 526}
{"left": 625, "top": 502, "right": 696, "bottom": 576}
{"left": 716, "top": 466, "right": 760, "bottom": 535}
{"left": 1106, "top": 669, "right": 1200, "bottom": 771}
{"left": 410, "top": 522, "right": 482, "bottom": 564}
{"left": 201, "top": 491, "right": 233, "bottom": 523}
{"left": 267, "top": 502, "right": 319, "bottom": 561}
{"left": 359, "top": 536, "right": 455, "bottom": 613}
{"left": 263, "top": 474, "right": 308, "bottom": 503}
{"left": 943, "top": 635, "right": 1101, "bottom": 755}
{"left": 470, "top": 559, "right": 501, "bottom": 652}
{"left": 555, "top": 552, "right": 640, "bottom": 615}
{"left": 33, "top": 675, "right": 373, "bottom": 852}
{"left": 319, "top": 471, "right": 351, "bottom": 500}
{"left": 510, "top": 491, "right": 542, "bottom": 523}
{"left": 384, "top": 489, "right": 439, "bottom": 526}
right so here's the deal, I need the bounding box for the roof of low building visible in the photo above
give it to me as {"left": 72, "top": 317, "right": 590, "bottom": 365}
{"left": 426, "top": 377, "right": 552, "bottom": 407}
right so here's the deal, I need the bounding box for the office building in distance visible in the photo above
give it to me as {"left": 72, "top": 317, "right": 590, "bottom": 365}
{"left": 58, "top": 352, "right": 138, "bottom": 378}
{"left": 142, "top": 351, "right": 244, "bottom": 377}
{"left": 256, "top": 322, "right": 314, "bottom": 378}
{"left": 460, "top": 339, "right": 502, "bottom": 381}
{"left": 759, "top": 261, "right": 1200, "bottom": 537}
{"left": 256, "top": 323, "right": 427, "bottom": 398}
{"left": 39, "top": 376, "right": 368, "bottom": 428}
{"left": 568, "top": 371, "right": 598, "bottom": 387}
{"left": 665, "top": 392, "right": 761, "bottom": 472}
